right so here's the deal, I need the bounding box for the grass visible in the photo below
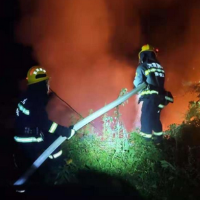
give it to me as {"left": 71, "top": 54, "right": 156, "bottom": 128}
{"left": 45, "top": 84, "right": 200, "bottom": 200}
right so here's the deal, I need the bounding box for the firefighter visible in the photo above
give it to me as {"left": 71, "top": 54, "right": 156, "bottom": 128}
{"left": 133, "top": 44, "right": 173, "bottom": 144}
{"left": 14, "top": 66, "right": 75, "bottom": 184}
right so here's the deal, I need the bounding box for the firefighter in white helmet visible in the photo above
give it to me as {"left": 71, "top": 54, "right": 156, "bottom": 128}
{"left": 14, "top": 66, "right": 75, "bottom": 184}
{"left": 133, "top": 44, "right": 173, "bottom": 144}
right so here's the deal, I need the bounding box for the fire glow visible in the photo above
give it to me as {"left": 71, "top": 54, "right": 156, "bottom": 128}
{"left": 17, "top": 0, "right": 200, "bottom": 132}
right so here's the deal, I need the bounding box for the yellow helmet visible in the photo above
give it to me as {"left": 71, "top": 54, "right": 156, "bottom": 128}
{"left": 138, "top": 44, "right": 158, "bottom": 60}
{"left": 26, "top": 66, "right": 49, "bottom": 85}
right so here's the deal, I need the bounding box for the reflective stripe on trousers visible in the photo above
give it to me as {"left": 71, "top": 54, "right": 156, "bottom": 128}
{"left": 153, "top": 132, "right": 163, "bottom": 136}
{"left": 138, "top": 132, "right": 152, "bottom": 138}
{"left": 138, "top": 131, "right": 163, "bottom": 139}
{"left": 49, "top": 150, "right": 63, "bottom": 159}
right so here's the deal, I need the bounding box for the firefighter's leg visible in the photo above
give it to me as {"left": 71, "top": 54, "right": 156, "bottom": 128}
{"left": 152, "top": 98, "right": 163, "bottom": 144}
{"left": 13, "top": 143, "right": 35, "bottom": 192}
{"left": 22, "top": 143, "right": 49, "bottom": 185}
{"left": 42, "top": 135, "right": 64, "bottom": 185}
{"left": 140, "top": 98, "right": 153, "bottom": 141}
{"left": 152, "top": 111, "right": 163, "bottom": 144}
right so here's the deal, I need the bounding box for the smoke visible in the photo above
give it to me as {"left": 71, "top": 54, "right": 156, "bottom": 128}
{"left": 16, "top": 0, "right": 200, "bottom": 131}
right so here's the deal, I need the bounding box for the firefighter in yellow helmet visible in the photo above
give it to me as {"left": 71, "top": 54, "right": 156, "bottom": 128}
{"left": 14, "top": 66, "right": 75, "bottom": 185}
{"left": 134, "top": 45, "right": 173, "bottom": 144}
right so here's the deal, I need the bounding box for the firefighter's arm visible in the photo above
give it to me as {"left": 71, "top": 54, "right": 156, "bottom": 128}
{"left": 47, "top": 121, "right": 75, "bottom": 139}
{"left": 133, "top": 65, "right": 146, "bottom": 88}
{"left": 32, "top": 105, "right": 76, "bottom": 139}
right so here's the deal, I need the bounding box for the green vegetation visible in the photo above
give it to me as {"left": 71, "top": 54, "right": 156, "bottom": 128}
{"left": 49, "top": 84, "right": 200, "bottom": 200}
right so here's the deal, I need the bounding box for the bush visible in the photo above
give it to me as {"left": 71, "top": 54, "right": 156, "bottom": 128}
{"left": 48, "top": 84, "right": 200, "bottom": 200}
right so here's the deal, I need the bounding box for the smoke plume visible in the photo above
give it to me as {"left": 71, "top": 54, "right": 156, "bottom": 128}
{"left": 16, "top": 0, "right": 200, "bottom": 131}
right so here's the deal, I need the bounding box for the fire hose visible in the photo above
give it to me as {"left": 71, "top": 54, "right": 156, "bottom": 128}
{"left": 14, "top": 82, "right": 146, "bottom": 186}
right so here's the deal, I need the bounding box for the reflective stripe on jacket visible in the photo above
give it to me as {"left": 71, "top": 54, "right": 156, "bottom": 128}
{"left": 15, "top": 96, "right": 72, "bottom": 140}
